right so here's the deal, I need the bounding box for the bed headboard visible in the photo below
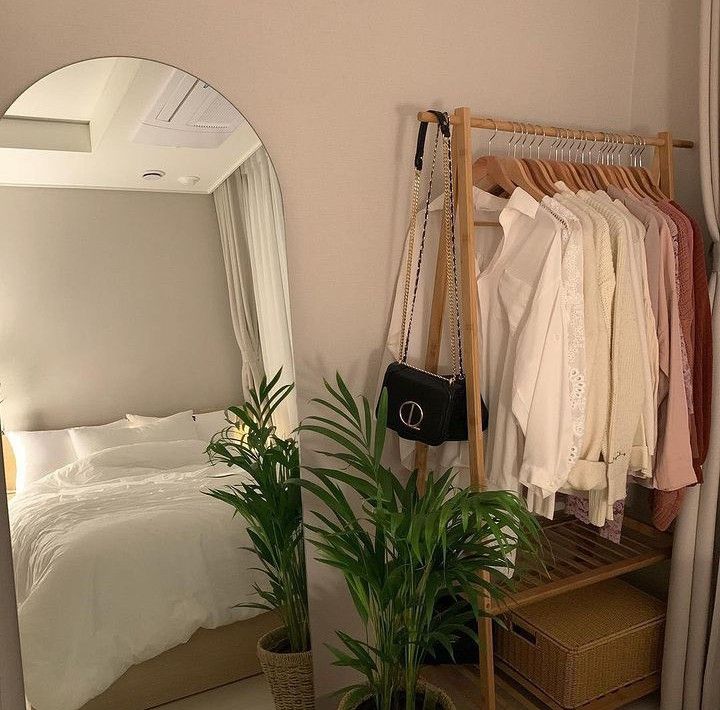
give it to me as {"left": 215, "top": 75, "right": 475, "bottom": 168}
{"left": 2, "top": 437, "right": 16, "bottom": 494}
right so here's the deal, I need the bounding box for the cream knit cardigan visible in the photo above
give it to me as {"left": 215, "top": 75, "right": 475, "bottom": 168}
{"left": 578, "top": 192, "right": 647, "bottom": 525}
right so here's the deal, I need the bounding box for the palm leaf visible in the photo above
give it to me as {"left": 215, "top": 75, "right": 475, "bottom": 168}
{"left": 300, "top": 373, "right": 546, "bottom": 706}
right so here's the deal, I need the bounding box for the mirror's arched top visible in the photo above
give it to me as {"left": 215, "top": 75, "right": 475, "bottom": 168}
{"left": 0, "top": 57, "right": 262, "bottom": 194}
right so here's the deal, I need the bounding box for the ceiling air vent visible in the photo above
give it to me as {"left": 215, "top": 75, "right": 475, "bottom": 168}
{"left": 142, "top": 169, "right": 165, "bottom": 181}
{"left": 132, "top": 69, "right": 244, "bottom": 149}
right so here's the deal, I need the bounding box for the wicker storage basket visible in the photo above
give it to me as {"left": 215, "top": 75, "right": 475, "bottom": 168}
{"left": 338, "top": 680, "right": 455, "bottom": 710}
{"left": 495, "top": 579, "right": 665, "bottom": 708}
{"left": 257, "top": 627, "right": 315, "bottom": 710}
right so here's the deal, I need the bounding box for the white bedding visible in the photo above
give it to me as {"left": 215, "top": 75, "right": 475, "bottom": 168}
{"left": 9, "top": 439, "right": 261, "bottom": 710}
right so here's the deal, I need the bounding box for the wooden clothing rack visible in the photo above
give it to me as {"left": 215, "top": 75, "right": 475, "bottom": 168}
{"left": 415, "top": 107, "right": 693, "bottom": 709}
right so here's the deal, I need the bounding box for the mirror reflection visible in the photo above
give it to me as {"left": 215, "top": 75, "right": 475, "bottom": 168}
{"left": 0, "top": 57, "right": 308, "bottom": 710}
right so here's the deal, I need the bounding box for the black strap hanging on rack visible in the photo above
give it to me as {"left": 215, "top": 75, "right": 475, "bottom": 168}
{"left": 400, "top": 110, "right": 464, "bottom": 378}
{"left": 380, "top": 109, "right": 482, "bottom": 447}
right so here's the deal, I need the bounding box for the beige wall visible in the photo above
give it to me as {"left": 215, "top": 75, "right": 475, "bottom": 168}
{"left": 0, "top": 1, "right": 702, "bottom": 707}
{"left": 631, "top": 0, "right": 704, "bottom": 224}
{"left": 0, "top": 187, "right": 244, "bottom": 430}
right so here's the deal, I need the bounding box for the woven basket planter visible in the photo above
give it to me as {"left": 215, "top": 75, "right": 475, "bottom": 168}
{"left": 338, "top": 680, "right": 455, "bottom": 710}
{"left": 257, "top": 627, "right": 315, "bottom": 710}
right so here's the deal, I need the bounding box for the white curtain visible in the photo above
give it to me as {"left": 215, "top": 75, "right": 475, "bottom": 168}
{"left": 214, "top": 169, "right": 265, "bottom": 400}
{"left": 661, "top": 2, "right": 720, "bottom": 707}
{"left": 213, "top": 148, "right": 298, "bottom": 435}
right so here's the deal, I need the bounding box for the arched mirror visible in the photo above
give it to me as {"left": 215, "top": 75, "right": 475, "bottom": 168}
{"left": 0, "top": 57, "right": 307, "bottom": 710}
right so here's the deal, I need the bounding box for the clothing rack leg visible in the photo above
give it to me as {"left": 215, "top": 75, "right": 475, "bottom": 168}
{"left": 453, "top": 106, "right": 496, "bottom": 710}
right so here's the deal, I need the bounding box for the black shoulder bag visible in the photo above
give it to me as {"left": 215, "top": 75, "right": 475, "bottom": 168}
{"left": 379, "top": 110, "right": 487, "bottom": 447}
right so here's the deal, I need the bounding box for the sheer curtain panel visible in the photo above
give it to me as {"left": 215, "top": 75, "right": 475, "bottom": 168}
{"left": 214, "top": 171, "right": 265, "bottom": 400}
{"left": 661, "top": 2, "right": 720, "bottom": 707}
{"left": 214, "top": 148, "right": 297, "bottom": 435}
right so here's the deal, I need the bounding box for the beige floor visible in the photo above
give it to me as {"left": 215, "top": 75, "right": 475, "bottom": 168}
{"left": 156, "top": 675, "right": 659, "bottom": 710}
{"left": 156, "top": 674, "right": 273, "bottom": 710}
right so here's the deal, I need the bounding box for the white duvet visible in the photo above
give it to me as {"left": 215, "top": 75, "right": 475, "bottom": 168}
{"left": 9, "top": 439, "right": 261, "bottom": 710}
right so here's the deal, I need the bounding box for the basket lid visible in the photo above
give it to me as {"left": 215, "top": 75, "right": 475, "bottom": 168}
{"left": 508, "top": 579, "right": 666, "bottom": 651}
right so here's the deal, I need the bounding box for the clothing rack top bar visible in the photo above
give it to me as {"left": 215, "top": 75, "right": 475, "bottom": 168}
{"left": 416, "top": 111, "right": 694, "bottom": 149}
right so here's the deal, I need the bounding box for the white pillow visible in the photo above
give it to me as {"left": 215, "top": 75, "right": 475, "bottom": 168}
{"left": 6, "top": 418, "right": 127, "bottom": 492}
{"left": 5, "top": 428, "right": 75, "bottom": 492}
{"left": 126, "top": 409, "right": 232, "bottom": 443}
{"left": 70, "top": 411, "right": 197, "bottom": 458}
{"left": 125, "top": 413, "right": 160, "bottom": 425}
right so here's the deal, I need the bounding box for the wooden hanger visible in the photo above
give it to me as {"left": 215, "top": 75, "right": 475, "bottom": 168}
{"left": 566, "top": 131, "right": 597, "bottom": 191}
{"left": 522, "top": 124, "right": 560, "bottom": 195}
{"left": 629, "top": 136, "right": 667, "bottom": 199}
{"left": 522, "top": 159, "right": 558, "bottom": 195}
{"left": 473, "top": 122, "right": 545, "bottom": 200}
{"left": 475, "top": 155, "right": 545, "bottom": 200}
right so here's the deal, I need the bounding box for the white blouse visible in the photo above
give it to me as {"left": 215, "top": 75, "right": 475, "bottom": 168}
{"left": 476, "top": 190, "right": 577, "bottom": 499}
{"left": 383, "top": 188, "right": 586, "bottom": 512}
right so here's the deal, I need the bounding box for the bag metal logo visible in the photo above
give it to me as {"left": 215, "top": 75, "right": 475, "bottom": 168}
{"left": 399, "top": 400, "right": 423, "bottom": 430}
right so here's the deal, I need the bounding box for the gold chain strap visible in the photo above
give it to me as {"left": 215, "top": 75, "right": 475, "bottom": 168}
{"left": 398, "top": 115, "right": 463, "bottom": 375}
{"left": 398, "top": 168, "right": 421, "bottom": 359}
{"left": 442, "top": 131, "right": 464, "bottom": 378}
{"left": 442, "top": 134, "right": 458, "bottom": 376}
{"left": 399, "top": 127, "right": 439, "bottom": 362}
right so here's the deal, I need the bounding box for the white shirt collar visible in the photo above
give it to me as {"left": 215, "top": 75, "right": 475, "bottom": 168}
{"left": 474, "top": 187, "right": 539, "bottom": 219}
{"left": 426, "top": 186, "right": 539, "bottom": 219}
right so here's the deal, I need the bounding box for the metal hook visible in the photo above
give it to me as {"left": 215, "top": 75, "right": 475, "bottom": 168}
{"left": 537, "top": 125, "right": 546, "bottom": 160}
{"left": 631, "top": 134, "right": 640, "bottom": 167}
{"left": 487, "top": 119, "right": 498, "bottom": 156}
{"left": 603, "top": 132, "right": 613, "bottom": 166}
{"left": 520, "top": 122, "right": 530, "bottom": 159}
{"left": 513, "top": 122, "right": 523, "bottom": 159}
{"left": 529, "top": 123, "right": 536, "bottom": 159}
{"left": 573, "top": 130, "right": 582, "bottom": 163}
{"left": 584, "top": 131, "right": 591, "bottom": 163}
{"left": 506, "top": 122, "right": 516, "bottom": 157}
{"left": 588, "top": 131, "right": 596, "bottom": 164}
{"left": 572, "top": 129, "right": 581, "bottom": 163}
{"left": 598, "top": 132, "right": 607, "bottom": 165}
{"left": 577, "top": 130, "right": 584, "bottom": 163}
{"left": 526, "top": 123, "right": 538, "bottom": 160}
{"left": 549, "top": 128, "right": 560, "bottom": 160}
{"left": 615, "top": 133, "right": 624, "bottom": 166}
{"left": 640, "top": 135, "right": 647, "bottom": 169}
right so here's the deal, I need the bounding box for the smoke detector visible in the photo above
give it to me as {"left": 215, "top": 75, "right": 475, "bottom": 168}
{"left": 178, "top": 175, "right": 200, "bottom": 186}
{"left": 142, "top": 169, "right": 165, "bottom": 181}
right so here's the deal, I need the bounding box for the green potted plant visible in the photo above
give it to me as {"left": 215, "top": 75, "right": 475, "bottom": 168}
{"left": 206, "top": 371, "right": 313, "bottom": 710}
{"left": 297, "top": 375, "right": 542, "bottom": 710}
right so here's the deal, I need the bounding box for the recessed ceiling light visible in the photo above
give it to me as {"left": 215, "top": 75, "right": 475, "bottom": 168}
{"left": 142, "top": 169, "right": 165, "bottom": 180}
{"left": 178, "top": 175, "right": 200, "bottom": 186}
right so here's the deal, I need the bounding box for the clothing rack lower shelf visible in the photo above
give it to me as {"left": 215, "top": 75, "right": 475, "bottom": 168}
{"left": 489, "top": 515, "right": 672, "bottom": 616}
{"left": 421, "top": 663, "right": 660, "bottom": 709}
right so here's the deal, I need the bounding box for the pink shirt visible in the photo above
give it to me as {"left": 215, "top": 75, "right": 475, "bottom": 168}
{"left": 607, "top": 187, "right": 694, "bottom": 493}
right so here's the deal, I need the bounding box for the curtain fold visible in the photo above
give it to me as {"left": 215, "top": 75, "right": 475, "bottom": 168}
{"left": 214, "top": 148, "right": 297, "bottom": 435}
{"left": 661, "top": 2, "right": 720, "bottom": 707}
{"left": 214, "top": 172, "right": 265, "bottom": 400}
